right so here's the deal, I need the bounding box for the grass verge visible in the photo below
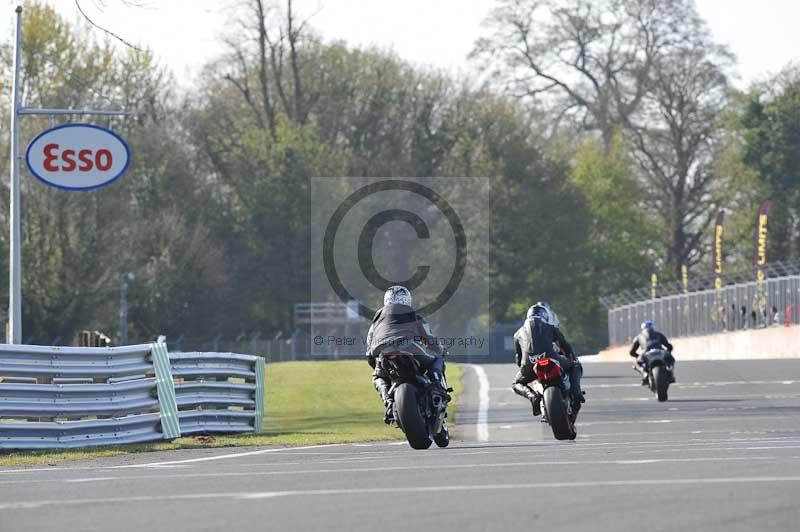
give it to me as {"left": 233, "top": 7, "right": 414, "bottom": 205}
{"left": 0, "top": 360, "right": 463, "bottom": 467}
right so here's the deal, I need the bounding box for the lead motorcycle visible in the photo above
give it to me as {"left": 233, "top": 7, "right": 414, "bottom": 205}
{"left": 530, "top": 354, "right": 578, "bottom": 441}
{"left": 634, "top": 349, "right": 673, "bottom": 402}
{"left": 379, "top": 349, "right": 452, "bottom": 450}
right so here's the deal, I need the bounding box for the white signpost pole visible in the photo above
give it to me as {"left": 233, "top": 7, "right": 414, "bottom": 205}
{"left": 7, "top": 5, "right": 132, "bottom": 344}
{"left": 9, "top": 5, "right": 23, "bottom": 344}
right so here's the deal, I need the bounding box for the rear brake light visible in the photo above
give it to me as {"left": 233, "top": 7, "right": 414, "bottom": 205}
{"left": 534, "top": 358, "right": 562, "bottom": 381}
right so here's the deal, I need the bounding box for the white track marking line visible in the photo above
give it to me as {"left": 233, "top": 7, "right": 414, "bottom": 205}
{"left": 108, "top": 443, "right": 349, "bottom": 469}
{"left": 2, "top": 456, "right": 788, "bottom": 486}
{"left": 577, "top": 429, "right": 798, "bottom": 439}
{"left": 442, "top": 436, "right": 800, "bottom": 453}
{"left": 589, "top": 379, "right": 800, "bottom": 389}
{"left": 625, "top": 445, "right": 800, "bottom": 455}
{"left": 468, "top": 364, "right": 490, "bottom": 442}
{"left": 4, "top": 476, "right": 800, "bottom": 509}
{"left": 2, "top": 434, "right": 796, "bottom": 476}
{"left": 0, "top": 467, "right": 70, "bottom": 475}
{"left": 488, "top": 379, "right": 800, "bottom": 391}
{"left": 0, "top": 464, "right": 188, "bottom": 475}
{"left": 576, "top": 414, "right": 800, "bottom": 427}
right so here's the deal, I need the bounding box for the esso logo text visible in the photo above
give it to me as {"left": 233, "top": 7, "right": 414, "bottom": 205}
{"left": 25, "top": 123, "right": 131, "bottom": 190}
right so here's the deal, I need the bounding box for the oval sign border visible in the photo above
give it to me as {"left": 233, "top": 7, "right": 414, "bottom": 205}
{"left": 24, "top": 123, "right": 131, "bottom": 191}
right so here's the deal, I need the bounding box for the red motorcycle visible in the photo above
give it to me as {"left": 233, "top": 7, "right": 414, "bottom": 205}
{"left": 530, "top": 355, "right": 577, "bottom": 441}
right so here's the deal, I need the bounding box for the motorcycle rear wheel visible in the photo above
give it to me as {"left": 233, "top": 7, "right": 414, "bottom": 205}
{"left": 653, "top": 366, "right": 669, "bottom": 402}
{"left": 543, "top": 386, "right": 576, "bottom": 441}
{"left": 395, "top": 383, "right": 432, "bottom": 449}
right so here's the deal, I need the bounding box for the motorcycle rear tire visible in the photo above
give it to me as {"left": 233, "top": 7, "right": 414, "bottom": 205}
{"left": 653, "top": 366, "right": 669, "bottom": 402}
{"left": 395, "top": 383, "right": 432, "bottom": 449}
{"left": 543, "top": 386, "right": 576, "bottom": 441}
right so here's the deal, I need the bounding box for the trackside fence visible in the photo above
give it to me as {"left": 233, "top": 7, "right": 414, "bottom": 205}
{"left": 0, "top": 344, "right": 265, "bottom": 450}
{"left": 606, "top": 274, "right": 800, "bottom": 346}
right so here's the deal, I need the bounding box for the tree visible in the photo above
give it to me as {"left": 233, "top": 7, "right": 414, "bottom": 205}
{"left": 219, "top": 0, "right": 317, "bottom": 138}
{"left": 740, "top": 66, "right": 800, "bottom": 262}
{"left": 190, "top": 76, "right": 347, "bottom": 333}
{"left": 0, "top": 2, "right": 229, "bottom": 343}
{"left": 706, "top": 92, "right": 765, "bottom": 272}
{"left": 627, "top": 36, "right": 734, "bottom": 276}
{"left": 471, "top": 0, "right": 699, "bottom": 152}
{"left": 74, "top": 0, "right": 149, "bottom": 51}
{"left": 476, "top": 95, "right": 592, "bottom": 339}
{"left": 572, "top": 136, "right": 656, "bottom": 285}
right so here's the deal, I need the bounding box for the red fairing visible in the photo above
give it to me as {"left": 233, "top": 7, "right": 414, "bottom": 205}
{"left": 534, "top": 358, "right": 562, "bottom": 382}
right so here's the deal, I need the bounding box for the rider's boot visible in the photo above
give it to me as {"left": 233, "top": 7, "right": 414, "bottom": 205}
{"left": 572, "top": 389, "right": 585, "bottom": 413}
{"left": 531, "top": 394, "right": 542, "bottom": 416}
{"left": 378, "top": 383, "right": 394, "bottom": 424}
{"left": 637, "top": 364, "right": 649, "bottom": 386}
{"left": 512, "top": 383, "right": 541, "bottom": 416}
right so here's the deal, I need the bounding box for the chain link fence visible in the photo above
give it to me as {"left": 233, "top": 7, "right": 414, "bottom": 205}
{"left": 606, "top": 274, "right": 800, "bottom": 346}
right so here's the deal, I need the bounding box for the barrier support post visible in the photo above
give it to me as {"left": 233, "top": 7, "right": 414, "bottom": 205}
{"left": 254, "top": 357, "right": 265, "bottom": 432}
{"left": 150, "top": 342, "right": 181, "bottom": 439}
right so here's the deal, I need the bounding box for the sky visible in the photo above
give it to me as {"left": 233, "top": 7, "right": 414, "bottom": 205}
{"left": 1, "top": 0, "right": 798, "bottom": 88}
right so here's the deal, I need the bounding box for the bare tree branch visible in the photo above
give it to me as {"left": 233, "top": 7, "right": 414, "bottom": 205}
{"left": 75, "top": 0, "right": 144, "bottom": 51}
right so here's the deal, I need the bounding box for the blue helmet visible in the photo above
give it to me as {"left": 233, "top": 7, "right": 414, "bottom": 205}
{"left": 641, "top": 320, "right": 654, "bottom": 331}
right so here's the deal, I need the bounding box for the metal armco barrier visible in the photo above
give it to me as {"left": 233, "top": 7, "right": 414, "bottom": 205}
{"left": 0, "top": 344, "right": 265, "bottom": 450}
{"left": 169, "top": 352, "right": 264, "bottom": 436}
{"left": 606, "top": 274, "right": 800, "bottom": 346}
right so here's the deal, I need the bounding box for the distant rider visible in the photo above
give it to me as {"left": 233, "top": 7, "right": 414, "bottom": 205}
{"left": 629, "top": 320, "right": 675, "bottom": 385}
{"left": 366, "top": 286, "right": 448, "bottom": 422}
{"left": 511, "top": 302, "right": 584, "bottom": 417}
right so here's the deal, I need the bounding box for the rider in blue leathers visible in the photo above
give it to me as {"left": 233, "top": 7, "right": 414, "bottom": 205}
{"left": 629, "top": 320, "right": 676, "bottom": 385}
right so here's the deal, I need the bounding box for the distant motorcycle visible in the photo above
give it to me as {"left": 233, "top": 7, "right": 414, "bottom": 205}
{"left": 530, "top": 354, "right": 577, "bottom": 441}
{"left": 379, "top": 350, "right": 452, "bottom": 450}
{"left": 634, "top": 349, "right": 674, "bottom": 402}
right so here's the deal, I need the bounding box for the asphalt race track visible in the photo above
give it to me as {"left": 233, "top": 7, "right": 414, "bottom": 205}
{"left": 2, "top": 360, "right": 800, "bottom": 532}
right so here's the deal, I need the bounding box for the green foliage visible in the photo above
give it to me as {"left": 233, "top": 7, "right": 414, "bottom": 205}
{"left": 486, "top": 109, "right": 593, "bottom": 342}
{"left": 740, "top": 67, "right": 800, "bottom": 261}
{"left": 0, "top": 2, "right": 227, "bottom": 342}
{"left": 3, "top": 1, "right": 797, "bottom": 352}
{"left": 571, "top": 136, "right": 658, "bottom": 288}
{"left": 712, "top": 94, "right": 769, "bottom": 271}
{"left": 566, "top": 137, "right": 658, "bottom": 345}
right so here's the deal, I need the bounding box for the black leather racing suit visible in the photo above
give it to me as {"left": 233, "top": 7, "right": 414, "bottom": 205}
{"left": 511, "top": 317, "right": 583, "bottom": 410}
{"left": 629, "top": 330, "right": 675, "bottom": 371}
{"left": 365, "top": 303, "right": 446, "bottom": 405}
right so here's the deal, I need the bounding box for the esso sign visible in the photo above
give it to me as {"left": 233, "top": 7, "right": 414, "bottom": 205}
{"left": 25, "top": 123, "right": 131, "bottom": 190}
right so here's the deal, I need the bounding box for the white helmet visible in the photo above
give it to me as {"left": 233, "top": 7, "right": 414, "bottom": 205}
{"left": 526, "top": 302, "right": 550, "bottom": 322}
{"left": 527, "top": 301, "right": 559, "bottom": 327}
{"left": 548, "top": 309, "right": 560, "bottom": 328}
{"left": 384, "top": 286, "right": 412, "bottom": 306}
